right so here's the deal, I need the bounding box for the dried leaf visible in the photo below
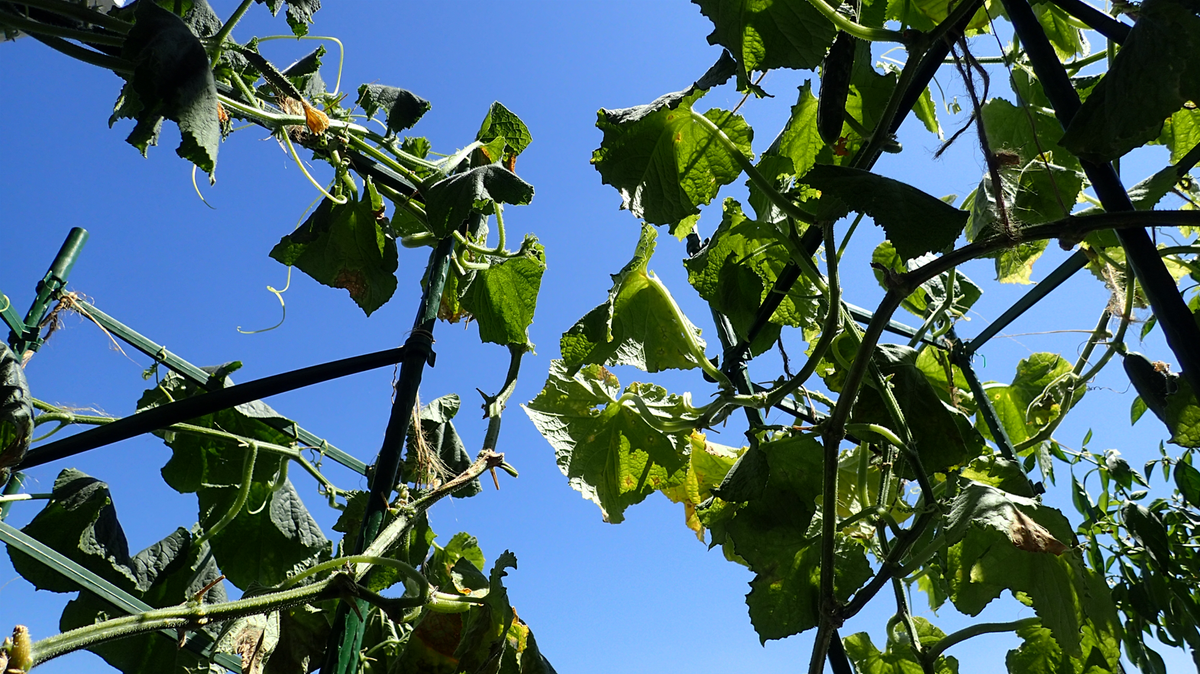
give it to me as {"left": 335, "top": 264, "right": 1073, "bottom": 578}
{"left": 1010, "top": 509, "right": 1069, "bottom": 555}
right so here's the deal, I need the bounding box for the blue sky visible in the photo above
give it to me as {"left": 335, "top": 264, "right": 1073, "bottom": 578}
{"left": 0, "top": 2, "right": 1193, "bottom": 672}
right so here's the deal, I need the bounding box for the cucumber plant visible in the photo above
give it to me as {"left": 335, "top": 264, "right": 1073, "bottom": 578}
{"left": 0, "top": 2, "right": 553, "bottom": 673}
{"left": 527, "top": 0, "right": 1200, "bottom": 672}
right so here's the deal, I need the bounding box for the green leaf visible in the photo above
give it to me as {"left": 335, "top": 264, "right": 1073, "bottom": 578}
{"left": 1164, "top": 377, "right": 1200, "bottom": 447}
{"left": 120, "top": 1, "right": 220, "bottom": 176}
{"left": 8, "top": 469, "right": 138, "bottom": 593}
{"left": 522, "top": 361, "right": 697, "bottom": 523}
{"left": 871, "top": 240, "right": 982, "bottom": 320}
{"left": 692, "top": 0, "right": 836, "bottom": 88}
{"left": 978, "top": 353, "right": 1079, "bottom": 446}
{"left": 198, "top": 479, "right": 328, "bottom": 589}
{"left": 724, "top": 433, "right": 870, "bottom": 640}
{"left": 886, "top": 0, "right": 992, "bottom": 32}
{"left": 749, "top": 82, "right": 826, "bottom": 224}
{"left": 1035, "top": 2, "right": 1088, "bottom": 60}
{"left": 454, "top": 551, "right": 518, "bottom": 673}
{"left": 801, "top": 165, "right": 968, "bottom": 262}
{"left": 269, "top": 604, "right": 333, "bottom": 674}
{"left": 0, "top": 343, "right": 33, "bottom": 484}
{"left": 476, "top": 101, "right": 533, "bottom": 158}
{"left": 1155, "top": 106, "right": 1200, "bottom": 164}
{"left": 843, "top": 618, "right": 959, "bottom": 674}
{"left": 913, "top": 85, "right": 943, "bottom": 138}
{"left": 1122, "top": 503, "right": 1172, "bottom": 574}
{"left": 981, "top": 97, "right": 1080, "bottom": 171}
{"left": 427, "top": 532, "right": 488, "bottom": 594}
{"left": 961, "top": 455, "right": 1037, "bottom": 497}
{"left": 1006, "top": 622, "right": 1122, "bottom": 674}
{"left": 561, "top": 224, "right": 709, "bottom": 374}
{"left": 660, "top": 433, "right": 743, "bottom": 539}
{"left": 1060, "top": 0, "right": 1200, "bottom": 162}
{"left": 425, "top": 166, "right": 534, "bottom": 239}
{"left": 685, "top": 199, "right": 820, "bottom": 353}
{"left": 591, "top": 52, "right": 751, "bottom": 225}
{"left": 59, "top": 529, "right": 228, "bottom": 674}
{"left": 851, "top": 344, "right": 986, "bottom": 476}
{"left": 460, "top": 241, "right": 545, "bottom": 348}
{"left": 137, "top": 367, "right": 292, "bottom": 493}
{"left": 1174, "top": 460, "right": 1200, "bottom": 509}
{"left": 255, "top": 0, "right": 321, "bottom": 37}
{"left": 270, "top": 181, "right": 399, "bottom": 316}
{"left": 356, "top": 84, "right": 431, "bottom": 134}
{"left": 944, "top": 483, "right": 1120, "bottom": 663}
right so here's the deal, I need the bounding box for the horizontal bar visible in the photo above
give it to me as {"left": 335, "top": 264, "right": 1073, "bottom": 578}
{"left": 21, "top": 346, "right": 407, "bottom": 470}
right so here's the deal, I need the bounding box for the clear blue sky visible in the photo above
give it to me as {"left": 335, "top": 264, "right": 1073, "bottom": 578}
{"left": 0, "top": 2, "right": 1191, "bottom": 672}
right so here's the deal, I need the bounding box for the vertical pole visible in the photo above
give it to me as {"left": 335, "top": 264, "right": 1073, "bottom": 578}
{"left": 320, "top": 235, "right": 454, "bottom": 674}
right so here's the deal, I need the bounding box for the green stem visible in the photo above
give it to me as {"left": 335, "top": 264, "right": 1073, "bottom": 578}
{"left": 208, "top": 0, "right": 254, "bottom": 63}
{"left": 194, "top": 441, "right": 258, "bottom": 548}
{"left": 644, "top": 273, "right": 732, "bottom": 388}
{"left": 31, "top": 573, "right": 357, "bottom": 667}
{"left": 803, "top": 0, "right": 911, "bottom": 42}
{"left": 687, "top": 110, "right": 815, "bottom": 225}
{"left": 280, "top": 555, "right": 427, "bottom": 595}
{"left": 923, "top": 617, "right": 1041, "bottom": 663}
{"left": 256, "top": 35, "right": 346, "bottom": 96}
{"left": 347, "top": 134, "right": 432, "bottom": 193}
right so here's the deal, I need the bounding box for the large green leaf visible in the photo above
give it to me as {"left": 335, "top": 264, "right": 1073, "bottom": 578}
{"left": 749, "top": 82, "right": 825, "bottom": 224}
{"left": 118, "top": 1, "right": 220, "bottom": 176}
{"left": 944, "top": 483, "right": 1121, "bottom": 664}
{"left": 591, "top": 52, "right": 750, "bottom": 225}
{"left": 522, "top": 361, "right": 698, "bottom": 523}
{"left": 981, "top": 97, "right": 1080, "bottom": 172}
{"left": 1165, "top": 378, "right": 1200, "bottom": 447}
{"left": 722, "top": 433, "right": 870, "bottom": 640}
{"left": 137, "top": 366, "right": 292, "bottom": 494}
{"left": 424, "top": 166, "right": 535, "bottom": 238}
{"left": 692, "top": 0, "right": 837, "bottom": 88}
{"left": 1155, "top": 106, "right": 1200, "bottom": 164}
{"left": 978, "top": 353, "right": 1080, "bottom": 446}
{"left": 1006, "top": 621, "right": 1122, "bottom": 674}
{"left": 560, "top": 224, "right": 709, "bottom": 374}
{"left": 850, "top": 344, "right": 986, "bottom": 476}
{"left": 198, "top": 479, "right": 328, "bottom": 589}
{"left": 8, "top": 469, "right": 139, "bottom": 593}
{"left": 356, "top": 84, "right": 431, "bottom": 134}
{"left": 270, "top": 181, "right": 399, "bottom": 316}
{"left": 0, "top": 342, "right": 33, "bottom": 484}
{"left": 660, "top": 433, "right": 743, "bottom": 540}
{"left": 1060, "top": 0, "right": 1200, "bottom": 162}
{"left": 255, "top": 0, "right": 321, "bottom": 37}
{"left": 59, "top": 528, "right": 228, "bottom": 674}
{"left": 843, "top": 618, "right": 960, "bottom": 674}
{"left": 685, "top": 199, "right": 821, "bottom": 354}
{"left": 460, "top": 241, "right": 545, "bottom": 348}
{"left": 801, "top": 165, "right": 968, "bottom": 262}
{"left": 476, "top": 101, "right": 533, "bottom": 158}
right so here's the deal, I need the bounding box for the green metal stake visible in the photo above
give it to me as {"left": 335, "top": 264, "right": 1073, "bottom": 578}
{"left": 320, "top": 235, "right": 455, "bottom": 674}
{"left": 9, "top": 227, "right": 89, "bottom": 355}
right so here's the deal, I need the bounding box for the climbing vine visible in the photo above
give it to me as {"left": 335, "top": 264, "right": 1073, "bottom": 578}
{"left": 525, "top": 0, "right": 1200, "bottom": 673}
{"left": 1, "top": 1, "right": 552, "bottom": 673}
